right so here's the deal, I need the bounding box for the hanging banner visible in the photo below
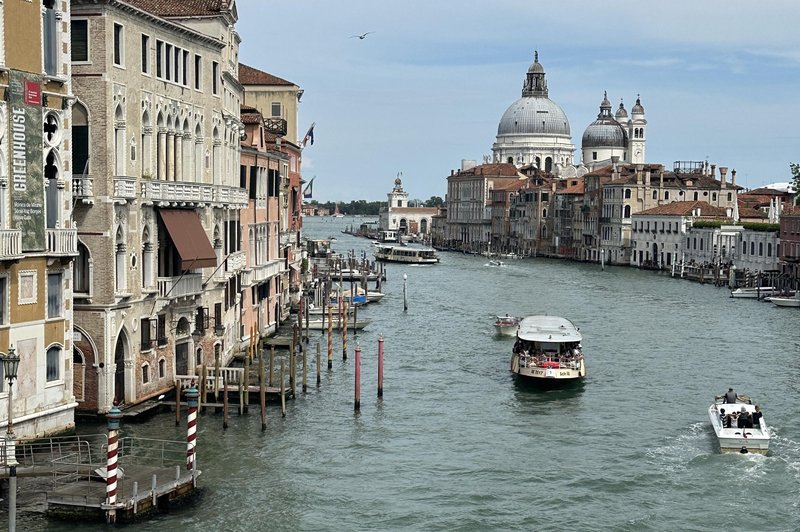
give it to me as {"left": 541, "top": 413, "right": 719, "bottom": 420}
{"left": 8, "top": 71, "right": 44, "bottom": 252}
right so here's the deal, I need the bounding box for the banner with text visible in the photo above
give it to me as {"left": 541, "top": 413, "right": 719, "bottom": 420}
{"left": 8, "top": 71, "right": 44, "bottom": 251}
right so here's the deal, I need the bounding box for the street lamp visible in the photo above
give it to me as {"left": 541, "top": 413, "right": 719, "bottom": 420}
{"left": 2, "top": 346, "right": 20, "bottom": 532}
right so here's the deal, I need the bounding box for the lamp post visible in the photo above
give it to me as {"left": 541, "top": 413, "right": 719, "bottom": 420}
{"left": 2, "top": 346, "right": 20, "bottom": 532}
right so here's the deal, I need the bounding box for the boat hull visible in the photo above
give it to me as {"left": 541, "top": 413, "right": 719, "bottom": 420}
{"left": 708, "top": 402, "right": 769, "bottom": 454}
{"left": 305, "top": 319, "right": 370, "bottom": 331}
{"left": 771, "top": 297, "right": 800, "bottom": 308}
{"left": 511, "top": 354, "right": 586, "bottom": 384}
{"left": 495, "top": 324, "right": 518, "bottom": 336}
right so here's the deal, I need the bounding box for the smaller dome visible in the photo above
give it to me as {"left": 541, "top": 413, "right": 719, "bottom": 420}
{"left": 632, "top": 96, "right": 645, "bottom": 115}
{"left": 615, "top": 101, "right": 628, "bottom": 120}
{"left": 528, "top": 51, "right": 544, "bottom": 73}
{"left": 582, "top": 120, "right": 628, "bottom": 149}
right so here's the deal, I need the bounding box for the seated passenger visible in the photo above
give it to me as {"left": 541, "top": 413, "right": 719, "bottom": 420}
{"left": 751, "top": 405, "right": 763, "bottom": 428}
{"left": 719, "top": 408, "right": 726, "bottom": 424}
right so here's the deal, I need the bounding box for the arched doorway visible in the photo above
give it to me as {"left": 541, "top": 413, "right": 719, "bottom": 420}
{"left": 398, "top": 218, "right": 408, "bottom": 235}
{"left": 73, "top": 348, "right": 85, "bottom": 402}
{"left": 73, "top": 327, "right": 98, "bottom": 411}
{"left": 420, "top": 219, "right": 428, "bottom": 234}
{"left": 114, "top": 331, "right": 130, "bottom": 404}
{"left": 651, "top": 243, "right": 659, "bottom": 267}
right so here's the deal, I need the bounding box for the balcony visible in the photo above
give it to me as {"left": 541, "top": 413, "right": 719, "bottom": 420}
{"left": 112, "top": 176, "right": 137, "bottom": 202}
{"left": 0, "top": 229, "right": 22, "bottom": 260}
{"left": 264, "top": 117, "right": 287, "bottom": 137}
{"left": 72, "top": 174, "right": 94, "bottom": 204}
{"left": 157, "top": 273, "right": 203, "bottom": 300}
{"left": 46, "top": 228, "right": 78, "bottom": 256}
{"left": 227, "top": 250, "right": 246, "bottom": 272}
{"left": 142, "top": 180, "right": 214, "bottom": 206}
{"left": 243, "top": 260, "right": 283, "bottom": 286}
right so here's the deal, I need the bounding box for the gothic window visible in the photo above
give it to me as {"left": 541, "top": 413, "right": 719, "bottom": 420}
{"left": 141, "top": 226, "right": 153, "bottom": 289}
{"left": 114, "top": 106, "right": 125, "bottom": 176}
{"left": 72, "top": 103, "right": 89, "bottom": 177}
{"left": 141, "top": 110, "right": 151, "bottom": 177}
{"left": 74, "top": 242, "right": 91, "bottom": 295}
{"left": 44, "top": 149, "right": 60, "bottom": 228}
{"left": 142, "top": 363, "right": 150, "bottom": 384}
{"left": 46, "top": 346, "right": 62, "bottom": 381}
{"left": 115, "top": 225, "right": 126, "bottom": 292}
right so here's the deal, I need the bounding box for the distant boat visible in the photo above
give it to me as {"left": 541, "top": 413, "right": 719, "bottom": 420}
{"left": 494, "top": 315, "right": 520, "bottom": 336}
{"left": 374, "top": 244, "right": 439, "bottom": 264}
{"left": 333, "top": 203, "right": 344, "bottom": 218}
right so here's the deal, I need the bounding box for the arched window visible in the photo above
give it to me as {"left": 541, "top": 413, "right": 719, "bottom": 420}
{"left": 47, "top": 345, "right": 62, "bottom": 381}
{"left": 74, "top": 241, "right": 91, "bottom": 295}
{"left": 195, "top": 123, "right": 204, "bottom": 182}
{"left": 141, "top": 109, "right": 152, "bottom": 177}
{"left": 141, "top": 226, "right": 153, "bottom": 289}
{"left": 759, "top": 242, "right": 763, "bottom": 256}
{"left": 73, "top": 103, "right": 90, "bottom": 177}
{"left": 542, "top": 208, "right": 547, "bottom": 219}
{"left": 767, "top": 243, "right": 772, "bottom": 257}
{"left": 652, "top": 190, "right": 657, "bottom": 200}
{"left": 142, "top": 363, "right": 150, "bottom": 384}
{"left": 545, "top": 157, "right": 552, "bottom": 173}
{"left": 664, "top": 191, "right": 670, "bottom": 200}
{"left": 115, "top": 225, "right": 126, "bottom": 292}
{"left": 623, "top": 205, "right": 631, "bottom": 218}
{"left": 624, "top": 189, "right": 631, "bottom": 199}
{"left": 159, "top": 358, "right": 166, "bottom": 378}
{"left": 212, "top": 126, "right": 221, "bottom": 184}
{"left": 44, "top": 149, "right": 60, "bottom": 228}
{"left": 750, "top": 242, "right": 755, "bottom": 255}
{"left": 114, "top": 105, "right": 125, "bottom": 176}
{"left": 693, "top": 191, "right": 698, "bottom": 201}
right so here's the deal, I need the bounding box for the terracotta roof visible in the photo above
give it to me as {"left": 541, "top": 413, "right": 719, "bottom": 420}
{"left": 635, "top": 201, "right": 728, "bottom": 217}
{"left": 739, "top": 206, "right": 766, "bottom": 219}
{"left": 125, "top": 0, "right": 229, "bottom": 17}
{"left": 561, "top": 181, "right": 585, "bottom": 195}
{"left": 493, "top": 179, "right": 527, "bottom": 192}
{"left": 241, "top": 114, "right": 262, "bottom": 125}
{"left": 454, "top": 163, "right": 519, "bottom": 178}
{"left": 239, "top": 63, "right": 294, "bottom": 86}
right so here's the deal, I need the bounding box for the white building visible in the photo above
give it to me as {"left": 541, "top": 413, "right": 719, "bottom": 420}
{"left": 379, "top": 177, "right": 438, "bottom": 237}
{"left": 581, "top": 92, "right": 646, "bottom": 168}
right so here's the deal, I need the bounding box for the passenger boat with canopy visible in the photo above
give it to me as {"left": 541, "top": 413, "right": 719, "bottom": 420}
{"left": 510, "top": 315, "right": 585, "bottom": 385}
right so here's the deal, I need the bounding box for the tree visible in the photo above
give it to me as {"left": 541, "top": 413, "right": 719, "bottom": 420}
{"left": 791, "top": 163, "right": 800, "bottom": 206}
{"left": 424, "top": 196, "right": 444, "bottom": 208}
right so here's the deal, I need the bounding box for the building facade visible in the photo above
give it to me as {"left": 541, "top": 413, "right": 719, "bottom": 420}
{"left": 70, "top": 0, "right": 247, "bottom": 412}
{"left": 0, "top": 0, "right": 78, "bottom": 439}
{"left": 379, "top": 177, "right": 439, "bottom": 238}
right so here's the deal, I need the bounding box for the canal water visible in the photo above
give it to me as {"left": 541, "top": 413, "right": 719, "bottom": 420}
{"left": 17, "top": 216, "right": 800, "bottom": 531}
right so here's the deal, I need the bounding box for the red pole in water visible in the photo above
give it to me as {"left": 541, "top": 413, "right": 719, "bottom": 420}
{"left": 354, "top": 344, "right": 361, "bottom": 411}
{"left": 377, "top": 335, "right": 384, "bottom": 398}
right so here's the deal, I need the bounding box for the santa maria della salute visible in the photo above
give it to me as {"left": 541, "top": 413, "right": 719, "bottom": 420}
{"left": 490, "top": 51, "right": 647, "bottom": 176}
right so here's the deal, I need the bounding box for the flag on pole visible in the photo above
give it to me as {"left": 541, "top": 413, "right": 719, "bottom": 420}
{"left": 303, "top": 177, "right": 315, "bottom": 199}
{"left": 302, "top": 122, "right": 315, "bottom": 147}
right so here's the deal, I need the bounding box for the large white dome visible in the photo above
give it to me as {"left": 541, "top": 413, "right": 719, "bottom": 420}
{"left": 497, "top": 97, "right": 571, "bottom": 137}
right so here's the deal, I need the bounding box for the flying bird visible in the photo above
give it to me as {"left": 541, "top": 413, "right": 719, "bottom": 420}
{"left": 350, "top": 32, "right": 374, "bottom": 40}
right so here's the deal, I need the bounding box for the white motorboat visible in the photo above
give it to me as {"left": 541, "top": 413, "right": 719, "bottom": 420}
{"left": 510, "top": 316, "right": 585, "bottom": 385}
{"left": 730, "top": 286, "right": 776, "bottom": 299}
{"left": 770, "top": 294, "right": 800, "bottom": 308}
{"left": 343, "top": 287, "right": 384, "bottom": 303}
{"left": 708, "top": 398, "right": 769, "bottom": 454}
{"left": 494, "top": 315, "right": 520, "bottom": 336}
{"left": 374, "top": 244, "right": 439, "bottom": 264}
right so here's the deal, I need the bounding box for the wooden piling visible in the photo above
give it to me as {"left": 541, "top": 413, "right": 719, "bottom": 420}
{"left": 289, "top": 341, "right": 296, "bottom": 398}
{"left": 243, "top": 354, "right": 250, "bottom": 409}
{"left": 222, "top": 374, "right": 229, "bottom": 430}
{"left": 175, "top": 381, "right": 181, "bottom": 426}
{"left": 354, "top": 344, "right": 361, "bottom": 412}
{"left": 378, "top": 335, "right": 384, "bottom": 398}
{"left": 213, "top": 354, "right": 221, "bottom": 399}
{"left": 269, "top": 346, "right": 274, "bottom": 387}
{"left": 316, "top": 341, "right": 321, "bottom": 387}
{"left": 302, "top": 342, "right": 308, "bottom": 393}
{"left": 327, "top": 304, "right": 333, "bottom": 369}
{"left": 342, "top": 301, "right": 348, "bottom": 360}
{"left": 259, "top": 348, "right": 266, "bottom": 431}
{"left": 280, "top": 358, "right": 286, "bottom": 417}
{"left": 238, "top": 365, "right": 244, "bottom": 416}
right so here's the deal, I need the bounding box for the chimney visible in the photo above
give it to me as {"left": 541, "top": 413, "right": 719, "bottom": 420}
{"left": 719, "top": 166, "right": 728, "bottom": 189}
{"left": 659, "top": 171, "right": 663, "bottom": 188}
{"left": 636, "top": 164, "right": 644, "bottom": 185}
{"left": 711, "top": 164, "right": 716, "bottom": 179}
{"left": 731, "top": 169, "right": 736, "bottom": 188}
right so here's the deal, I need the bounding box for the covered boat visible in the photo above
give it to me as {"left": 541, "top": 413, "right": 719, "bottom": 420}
{"left": 510, "top": 316, "right": 585, "bottom": 385}
{"left": 708, "top": 397, "right": 769, "bottom": 454}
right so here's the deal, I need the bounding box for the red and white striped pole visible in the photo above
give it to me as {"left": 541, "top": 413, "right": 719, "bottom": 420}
{"left": 105, "top": 403, "right": 123, "bottom": 523}
{"left": 185, "top": 382, "right": 199, "bottom": 472}
{"left": 377, "top": 335, "right": 384, "bottom": 398}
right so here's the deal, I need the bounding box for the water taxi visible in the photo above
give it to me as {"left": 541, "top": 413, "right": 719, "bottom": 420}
{"left": 374, "top": 244, "right": 439, "bottom": 264}
{"left": 510, "top": 316, "right": 585, "bottom": 385}
{"left": 494, "top": 315, "right": 520, "bottom": 336}
{"left": 730, "top": 286, "right": 775, "bottom": 299}
{"left": 708, "top": 397, "right": 769, "bottom": 454}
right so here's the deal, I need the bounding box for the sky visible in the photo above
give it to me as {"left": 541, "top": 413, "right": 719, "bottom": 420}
{"left": 236, "top": 0, "right": 800, "bottom": 202}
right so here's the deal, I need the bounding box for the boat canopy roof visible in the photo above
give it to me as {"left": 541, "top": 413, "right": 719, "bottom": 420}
{"left": 517, "top": 315, "right": 582, "bottom": 343}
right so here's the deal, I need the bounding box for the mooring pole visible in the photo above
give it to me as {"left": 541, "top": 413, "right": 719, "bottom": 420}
{"left": 354, "top": 344, "right": 361, "bottom": 412}
{"left": 185, "top": 382, "right": 199, "bottom": 474}
{"left": 104, "top": 403, "right": 123, "bottom": 524}
{"left": 378, "top": 335, "right": 384, "bottom": 398}
{"left": 403, "top": 273, "right": 408, "bottom": 312}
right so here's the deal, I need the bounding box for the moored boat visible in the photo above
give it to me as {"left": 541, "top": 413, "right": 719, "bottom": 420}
{"left": 708, "top": 397, "right": 769, "bottom": 454}
{"left": 374, "top": 244, "right": 439, "bottom": 264}
{"left": 770, "top": 294, "right": 800, "bottom": 308}
{"left": 494, "top": 315, "right": 520, "bottom": 336}
{"left": 510, "top": 316, "right": 585, "bottom": 385}
{"left": 730, "top": 286, "right": 776, "bottom": 299}
{"left": 305, "top": 317, "right": 371, "bottom": 331}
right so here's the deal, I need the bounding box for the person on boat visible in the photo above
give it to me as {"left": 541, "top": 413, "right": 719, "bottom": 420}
{"left": 737, "top": 407, "right": 753, "bottom": 429}
{"left": 719, "top": 408, "right": 726, "bottom": 424}
{"left": 717, "top": 388, "right": 738, "bottom": 404}
{"left": 751, "top": 405, "right": 763, "bottom": 428}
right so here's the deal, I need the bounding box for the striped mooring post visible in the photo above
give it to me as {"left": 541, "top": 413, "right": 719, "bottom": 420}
{"left": 185, "top": 382, "right": 199, "bottom": 472}
{"left": 105, "top": 403, "right": 123, "bottom": 523}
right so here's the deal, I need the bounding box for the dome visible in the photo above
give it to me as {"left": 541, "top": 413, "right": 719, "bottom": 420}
{"left": 615, "top": 101, "right": 628, "bottom": 120}
{"left": 497, "top": 97, "right": 571, "bottom": 136}
{"left": 582, "top": 120, "right": 627, "bottom": 149}
{"left": 632, "top": 96, "right": 645, "bottom": 115}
